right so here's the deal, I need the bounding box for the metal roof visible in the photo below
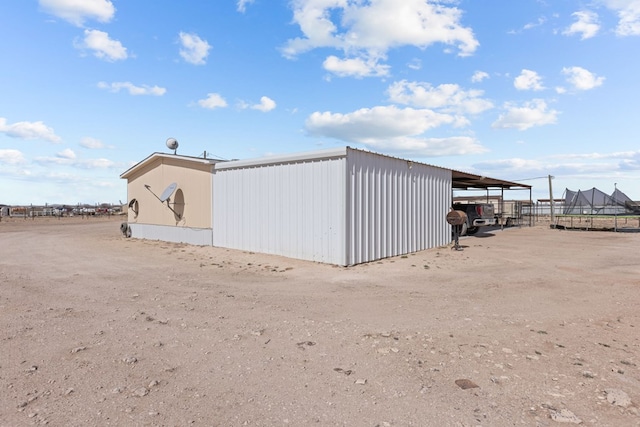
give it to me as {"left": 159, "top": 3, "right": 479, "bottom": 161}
{"left": 120, "top": 147, "right": 531, "bottom": 191}
{"left": 451, "top": 169, "right": 532, "bottom": 190}
{"left": 120, "top": 152, "right": 223, "bottom": 179}
{"left": 214, "top": 147, "right": 348, "bottom": 170}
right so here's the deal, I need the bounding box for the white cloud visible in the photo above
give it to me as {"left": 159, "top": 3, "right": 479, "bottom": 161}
{"left": 492, "top": 99, "right": 559, "bottom": 130}
{"left": 471, "top": 71, "right": 489, "bottom": 83}
{"left": 304, "top": 105, "right": 487, "bottom": 156}
{"left": 473, "top": 150, "right": 640, "bottom": 180}
{"left": 602, "top": 0, "right": 640, "bottom": 36}
{"left": 97, "top": 81, "right": 166, "bottom": 96}
{"left": 387, "top": 80, "right": 493, "bottom": 115}
{"left": 77, "top": 158, "right": 115, "bottom": 169}
{"left": 563, "top": 10, "right": 600, "bottom": 39}
{"left": 35, "top": 155, "right": 116, "bottom": 169}
{"left": 251, "top": 96, "right": 277, "bottom": 112}
{"left": 0, "top": 149, "right": 26, "bottom": 165}
{"left": 306, "top": 106, "right": 454, "bottom": 139}
{"left": 522, "top": 17, "right": 547, "bottom": 31}
{"left": 35, "top": 156, "right": 72, "bottom": 166}
{"left": 57, "top": 148, "right": 76, "bottom": 159}
{"left": 407, "top": 58, "right": 422, "bottom": 70}
{"left": 179, "top": 32, "right": 211, "bottom": 65}
{"left": 282, "top": 0, "right": 479, "bottom": 77}
{"left": 361, "top": 136, "right": 487, "bottom": 157}
{"left": 474, "top": 158, "right": 545, "bottom": 172}
{"left": 0, "top": 117, "right": 62, "bottom": 143}
{"left": 80, "top": 137, "right": 105, "bottom": 149}
{"left": 549, "top": 150, "right": 640, "bottom": 160}
{"left": 76, "top": 29, "right": 128, "bottom": 61}
{"left": 237, "top": 0, "right": 255, "bottom": 13}
{"left": 514, "top": 69, "right": 545, "bottom": 91}
{"left": 323, "top": 55, "right": 390, "bottom": 78}
{"left": 562, "top": 66, "right": 605, "bottom": 90}
{"left": 39, "top": 0, "right": 115, "bottom": 27}
{"left": 198, "top": 93, "right": 228, "bottom": 109}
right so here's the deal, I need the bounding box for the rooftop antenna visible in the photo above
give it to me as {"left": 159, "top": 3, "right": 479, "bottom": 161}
{"left": 166, "top": 137, "right": 179, "bottom": 155}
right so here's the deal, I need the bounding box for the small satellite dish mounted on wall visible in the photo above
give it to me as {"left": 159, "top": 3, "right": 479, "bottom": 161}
{"left": 160, "top": 182, "right": 177, "bottom": 203}
{"left": 144, "top": 182, "right": 182, "bottom": 219}
{"left": 166, "top": 137, "right": 179, "bottom": 154}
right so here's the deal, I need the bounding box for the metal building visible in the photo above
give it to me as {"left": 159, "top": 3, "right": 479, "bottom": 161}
{"left": 122, "top": 146, "right": 525, "bottom": 265}
{"left": 212, "top": 147, "right": 451, "bottom": 265}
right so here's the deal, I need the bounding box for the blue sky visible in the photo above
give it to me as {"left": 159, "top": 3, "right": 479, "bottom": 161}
{"left": 1, "top": 0, "right": 639, "bottom": 205}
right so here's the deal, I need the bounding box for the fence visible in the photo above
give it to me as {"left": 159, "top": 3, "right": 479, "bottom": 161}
{"left": 1, "top": 204, "right": 123, "bottom": 220}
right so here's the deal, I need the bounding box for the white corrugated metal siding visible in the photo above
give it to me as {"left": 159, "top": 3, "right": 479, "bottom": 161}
{"left": 211, "top": 147, "right": 452, "bottom": 266}
{"left": 345, "top": 149, "right": 452, "bottom": 265}
{"left": 212, "top": 150, "right": 347, "bottom": 264}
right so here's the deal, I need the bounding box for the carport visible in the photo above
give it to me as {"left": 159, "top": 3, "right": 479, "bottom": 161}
{"left": 451, "top": 169, "right": 533, "bottom": 226}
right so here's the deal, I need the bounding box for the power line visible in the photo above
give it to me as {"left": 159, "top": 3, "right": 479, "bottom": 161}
{"left": 514, "top": 176, "right": 551, "bottom": 181}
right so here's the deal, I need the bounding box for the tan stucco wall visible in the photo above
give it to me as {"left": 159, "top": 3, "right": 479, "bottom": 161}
{"left": 125, "top": 157, "right": 212, "bottom": 229}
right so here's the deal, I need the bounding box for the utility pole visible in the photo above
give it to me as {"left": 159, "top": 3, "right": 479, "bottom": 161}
{"left": 548, "top": 175, "right": 555, "bottom": 223}
{"left": 614, "top": 182, "right": 618, "bottom": 232}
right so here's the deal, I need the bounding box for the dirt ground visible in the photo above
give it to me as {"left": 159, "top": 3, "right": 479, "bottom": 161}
{"left": 1, "top": 216, "right": 639, "bottom": 427}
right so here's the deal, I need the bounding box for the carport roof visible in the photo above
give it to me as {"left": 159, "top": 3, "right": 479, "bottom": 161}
{"left": 451, "top": 169, "right": 531, "bottom": 190}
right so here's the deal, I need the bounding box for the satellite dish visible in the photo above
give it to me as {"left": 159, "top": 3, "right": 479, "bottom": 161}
{"left": 166, "top": 137, "right": 179, "bottom": 153}
{"left": 159, "top": 182, "right": 178, "bottom": 202}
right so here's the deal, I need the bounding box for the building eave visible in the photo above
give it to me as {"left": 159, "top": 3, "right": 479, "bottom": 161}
{"left": 120, "top": 152, "right": 222, "bottom": 180}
